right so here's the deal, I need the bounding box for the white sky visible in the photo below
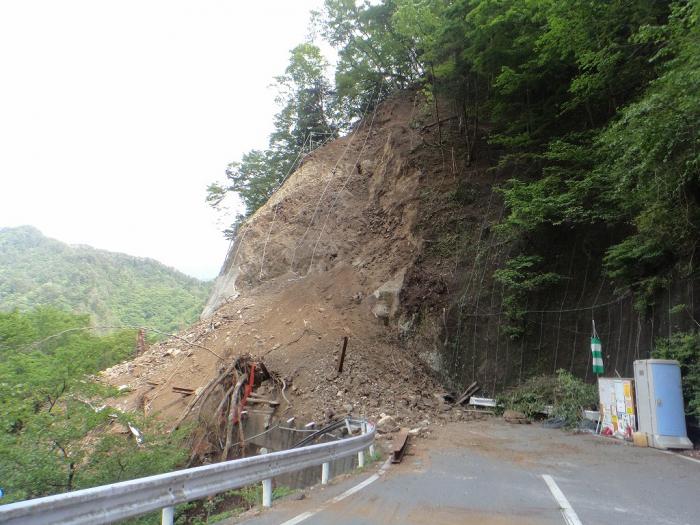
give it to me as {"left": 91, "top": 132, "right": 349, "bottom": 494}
{"left": 0, "top": 0, "right": 329, "bottom": 280}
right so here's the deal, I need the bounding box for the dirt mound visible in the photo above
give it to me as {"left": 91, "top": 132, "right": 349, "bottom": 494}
{"left": 101, "top": 91, "right": 482, "bottom": 449}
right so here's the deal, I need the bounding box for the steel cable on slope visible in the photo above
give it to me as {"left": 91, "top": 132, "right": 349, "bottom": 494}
{"left": 307, "top": 81, "right": 385, "bottom": 274}
{"left": 450, "top": 188, "right": 497, "bottom": 373}
{"left": 225, "top": 131, "right": 336, "bottom": 284}
{"left": 258, "top": 133, "right": 315, "bottom": 280}
{"left": 288, "top": 88, "right": 379, "bottom": 274}
{"left": 468, "top": 204, "right": 507, "bottom": 380}
{"left": 456, "top": 293, "right": 631, "bottom": 318}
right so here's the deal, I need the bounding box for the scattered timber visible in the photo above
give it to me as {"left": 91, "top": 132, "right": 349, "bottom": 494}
{"left": 337, "top": 336, "right": 349, "bottom": 374}
{"left": 455, "top": 382, "right": 480, "bottom": 405}
{"left": 172, "top": 386, "right": 194, "bottom": 396}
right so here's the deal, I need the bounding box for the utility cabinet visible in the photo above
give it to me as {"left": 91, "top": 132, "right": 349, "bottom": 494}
{"left": 633, "top": 359, "right": 692, "bottom": 449}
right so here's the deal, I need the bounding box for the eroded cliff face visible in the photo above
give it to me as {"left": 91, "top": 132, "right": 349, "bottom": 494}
{"left": 103, "top": 91, "right": 466, "bottom": 437}
{"left": 202, "top": 92, "right": 425, "bottom": 322}
{"left": 200, "top": 83, "right": 700, "bottom": 397}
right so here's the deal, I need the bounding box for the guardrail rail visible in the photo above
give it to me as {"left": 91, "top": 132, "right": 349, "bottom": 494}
{"left": 0, "top": 419, "right": 375, "bottom": 525}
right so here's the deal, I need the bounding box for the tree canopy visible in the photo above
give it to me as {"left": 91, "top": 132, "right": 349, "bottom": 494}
{"left": 0, "top": 308, "right": 187, "bottom": 504}
{"left": 207, "top": 43, "right": 338, "bottom": 229}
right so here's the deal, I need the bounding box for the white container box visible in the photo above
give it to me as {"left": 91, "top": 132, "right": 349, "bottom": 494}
{"left": 633, "top": 359, "right": 692, "bottom": 450}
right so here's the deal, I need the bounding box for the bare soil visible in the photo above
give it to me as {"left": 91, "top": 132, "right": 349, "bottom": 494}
{"left": 100, "top": 91, "right": 485, "bottom": 445}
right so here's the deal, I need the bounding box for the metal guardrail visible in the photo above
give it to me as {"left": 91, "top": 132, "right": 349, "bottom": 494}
{"left": 0, "top": 419, "right": 375, "bottom": 525}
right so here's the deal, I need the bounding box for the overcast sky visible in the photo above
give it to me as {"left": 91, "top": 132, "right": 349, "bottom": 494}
{"left": 0, "top": 0, "right": 329, "bottom": 280}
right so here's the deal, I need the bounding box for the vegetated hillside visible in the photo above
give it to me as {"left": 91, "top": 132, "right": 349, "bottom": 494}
{"left": 103, "top": 88, "right": 696, "bottom": 429}
{"left": 0, "top": 226, "right": 211, "bottom": 333}
{"left": 0, "top": 308, "right": 187, "bottom": 504}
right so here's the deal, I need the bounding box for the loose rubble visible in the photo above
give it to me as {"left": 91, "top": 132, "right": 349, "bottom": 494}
{"left": 100, "top": 91, "right": 486, "bottom": 454}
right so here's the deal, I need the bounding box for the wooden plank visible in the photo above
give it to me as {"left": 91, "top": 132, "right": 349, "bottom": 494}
{"left": 391, "top": 429, "right": 410, "bottom": 463}
{"left": 246, "top": 397, "right": 280, "bottom": 406}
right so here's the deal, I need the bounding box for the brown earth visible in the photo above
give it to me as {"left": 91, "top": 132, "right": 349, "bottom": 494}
{"left": 100, "top": 90, "right": 491, "bottom": 454}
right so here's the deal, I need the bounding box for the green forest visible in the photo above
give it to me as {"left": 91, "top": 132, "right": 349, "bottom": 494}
{"left": 0, "top": 308, "right": 188, "bottom": 507}
{"left": 0, "top": 226, "right": 211, "bottom": 334}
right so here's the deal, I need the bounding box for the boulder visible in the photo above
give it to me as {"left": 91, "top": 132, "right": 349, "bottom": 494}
{"left": 503, "top": 410, "right": 529, "bottom": 424}
{"left": 369, "top": 268, "right": 407, "bottom": 321}
{"left": 376, "top": 414, "right": 397, "bottom": 433}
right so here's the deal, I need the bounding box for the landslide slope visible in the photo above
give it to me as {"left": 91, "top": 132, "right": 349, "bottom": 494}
{"left": 102, "top": 91, "right": 494, "bottom": 432}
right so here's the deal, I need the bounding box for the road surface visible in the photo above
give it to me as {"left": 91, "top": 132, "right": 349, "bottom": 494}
{"left": 226, "top": 418, "right": 700, "bottom": 525}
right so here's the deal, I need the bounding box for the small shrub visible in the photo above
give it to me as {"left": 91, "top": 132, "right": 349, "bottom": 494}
{"left": 496, "top": 375, "right": 557, "bottom": 419}
{"left": 497, "top": 370, "right": 596, "bottom": 426}
{"left": 552, "top": 370, "right": 597, "bottom": 426}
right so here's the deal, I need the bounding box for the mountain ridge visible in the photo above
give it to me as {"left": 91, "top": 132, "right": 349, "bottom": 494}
{"left": 0, "top": 225, "right": 211, "bottom": 333}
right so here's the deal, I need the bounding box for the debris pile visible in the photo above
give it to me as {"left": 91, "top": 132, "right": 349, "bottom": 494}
{"left": 100, "top": 91, "right": 484, "bottom": 453}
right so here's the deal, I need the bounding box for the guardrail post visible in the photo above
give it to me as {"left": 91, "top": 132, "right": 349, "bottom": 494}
{"left": 366, "top": 421, "right": 376, "bottom": 459}
{"left": 358, "top": 422, "right": 366, "bottom": 468}
{"left": 161, "top": 506, "right": 174, "bottom": 525}
{"left": 260, "top": 447, "right": 272, "bottom": 508}
{"left": 321, "top": 461, "right": 330, "bottom": 485}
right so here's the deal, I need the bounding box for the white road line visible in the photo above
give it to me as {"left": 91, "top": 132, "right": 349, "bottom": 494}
{"left": 658, "top": 449, "right": 700, "bottom": 465}
{"left": 542, "top": 474, "right": 583, "bottom": 525}
{"left": 329, "top": 473, "right": 380, "bottom": 504}
{"left": 279, "top": 459, "right": 391, "bottom": 525}
{"left": 279, "top": 511, "right": 315, "bottom": 525}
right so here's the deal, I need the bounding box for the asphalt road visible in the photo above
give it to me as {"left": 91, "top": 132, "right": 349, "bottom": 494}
{"left": 227, "top": 418, "right": 700, "bottom": 525}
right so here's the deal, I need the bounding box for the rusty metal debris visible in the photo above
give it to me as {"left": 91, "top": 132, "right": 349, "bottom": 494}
{"left": 391, "top": 428, "right": 410, "bottom": 463}
{"left": 337, "top": 336, "right": 349, "bottom": 374}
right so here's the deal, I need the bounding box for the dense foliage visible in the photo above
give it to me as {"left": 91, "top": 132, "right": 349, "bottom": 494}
{"left": 311, "top": 0, "right": 699, "bottom": 314}
{"left": 497, "top": 370, "right": 598, "bottom": 426}
{"left": 207, "top": 44, "right": 338, "bottom": 230}
{"left": 653, "top": 331, "right": 700, "bottom": 422}
{"left": 0, "top": 308, "right": 188, "bottom": 504}
{"left": 0, "top": 226, "right": 211, "bottom": 333}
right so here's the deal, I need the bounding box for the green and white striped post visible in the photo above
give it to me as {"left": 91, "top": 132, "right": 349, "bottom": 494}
{"left": 591, "top": 320, "right": 604, "bottom": 375}
{"left": 591, "top": 337, "right": 604, "bottom": 374}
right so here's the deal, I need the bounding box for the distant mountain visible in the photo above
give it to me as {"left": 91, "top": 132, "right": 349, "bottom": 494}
{"left": 0, "top": 226, "right": 211, "bottom": 333}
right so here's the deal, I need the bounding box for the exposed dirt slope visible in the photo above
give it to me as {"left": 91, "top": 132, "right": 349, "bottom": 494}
{"left": 101, "top": 91, "right": 482, "bottom": 435}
